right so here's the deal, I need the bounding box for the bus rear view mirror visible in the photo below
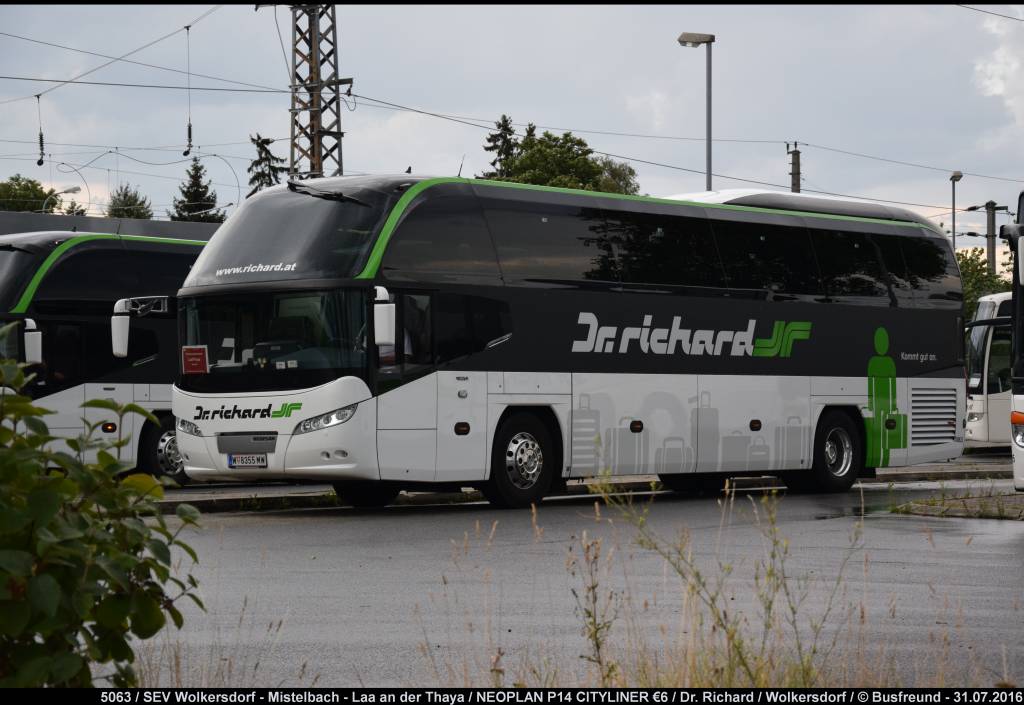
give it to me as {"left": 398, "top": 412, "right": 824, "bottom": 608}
{"left": 374, "top": 303, "right": 396, "bottom": 347}
{"left": 23, "top": 318, "right": 41, "bottom": 365}
{"left": 1000, "top": 223, "right": 1024, "bottom": 282}
{"left": 112, "top": 299, "right": 130, "bottom": 358}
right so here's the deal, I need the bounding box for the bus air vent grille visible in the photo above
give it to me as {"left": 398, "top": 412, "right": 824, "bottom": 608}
{"left": 909, "top": 387, "right": 957, "bottom": 446}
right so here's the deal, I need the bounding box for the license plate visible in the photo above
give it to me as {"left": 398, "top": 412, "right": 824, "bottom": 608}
{"left": 228, "top": 453, "right": 267, "bottom": 468}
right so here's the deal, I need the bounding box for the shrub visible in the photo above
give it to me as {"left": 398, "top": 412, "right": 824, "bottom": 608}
{"left": 0, "top": 324, "right": 202, "bottom": 686}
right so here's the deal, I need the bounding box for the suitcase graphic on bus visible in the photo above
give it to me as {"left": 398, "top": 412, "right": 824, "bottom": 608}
{"left": 748, "top": 435, "right": 771, "bottom": 470}
{"left": 774, "top": 416, "right": 807, "bottom": 470}
{"left": 720, "top": 430, "right": 750, "bottom": 472}
{"left": 690, "top": 392, "right": 719, "bottom": 472}
{"left": 654, "top": 436, "right": 693, "bottom": 475}
{"left": 605, "top": 416, "right": 648, "bottom": 473}
{"left": 571, "top": 394, "right": 602, "bottom": 474}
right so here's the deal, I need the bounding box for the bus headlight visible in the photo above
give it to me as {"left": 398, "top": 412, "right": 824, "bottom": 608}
{"left": 966, "top": 411, "right": 984, "bottom": 423}
{"left": 294, "top": 404, "right": 357, "bottom": 435}
{"left": 177, "top": 418, "right": 201, "bottom": 436}
{"left": 1012, "top": 412, "right": 1024, "bottom": 448}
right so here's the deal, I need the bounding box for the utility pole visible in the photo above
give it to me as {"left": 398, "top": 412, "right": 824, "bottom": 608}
{"left": 986, "top": 200, "right": 997, "bottom": 275}
{"left": 787, "top": 142, "right": 801, "bottom": 193}
{"left": 286, "top": 5, "right": 351, "bottom": 179}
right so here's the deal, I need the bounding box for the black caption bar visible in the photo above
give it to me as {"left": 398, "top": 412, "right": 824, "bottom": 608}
{"left": 41, "top": 689, "right": 1022, "bottom": 704}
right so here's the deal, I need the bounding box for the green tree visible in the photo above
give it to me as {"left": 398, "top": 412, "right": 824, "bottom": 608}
{"left": 106, "top": 184, "right": 153, "bottom": 220}
{"left": 478, "top": 116, "right": 640, "bottom": 195}
{"left": 168, "top": 158, "right": 225, "bottom": 223}
{"left": 956, "top": 247, "right": 1011, "bottom": 320}
{"left": 481, "top": 114, "right": 517, "bottom": 179}
{"left": 0, "top": 174, "right": 59, "bottom": 213}
{"left": 63, "top": 200, "right": 86, "bottom": 216}
{"left": 246, "top": 133, "right": 287, "bottom": 198}
{"left": 0, "top": 323, "right": 202, "bottom": 686}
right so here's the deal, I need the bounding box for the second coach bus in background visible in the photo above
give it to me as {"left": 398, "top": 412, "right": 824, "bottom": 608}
{"left": 115, "top": 176, "right": 965, "bottom": 507}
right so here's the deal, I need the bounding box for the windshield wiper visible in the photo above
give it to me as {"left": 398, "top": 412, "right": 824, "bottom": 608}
{"left": 287, "top": 181, "right": 370, "bottom": 207}
{"left": 0, "top": 244, "right": 32, "bottom": 254}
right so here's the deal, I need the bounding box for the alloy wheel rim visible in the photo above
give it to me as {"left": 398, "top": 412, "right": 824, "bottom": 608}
{"left": 505, "top": 432, "right": 543, "bottom": 490}
{"left": 157, "top": 430, "right": 184, "bottom": 477}
{"left": 823, "top": 427, "right": 853, "bottom": 478}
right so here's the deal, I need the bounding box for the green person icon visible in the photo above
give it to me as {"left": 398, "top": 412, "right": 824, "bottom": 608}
{"left": 866, "top": 327, "right": 907, "bottom": 467}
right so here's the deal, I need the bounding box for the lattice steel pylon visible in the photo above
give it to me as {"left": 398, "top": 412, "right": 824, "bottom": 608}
{"left": 288, "top": 4, "right": 351, "bottom": 179}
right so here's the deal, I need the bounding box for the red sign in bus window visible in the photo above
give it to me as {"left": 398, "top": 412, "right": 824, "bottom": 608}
{"left": 182, "top": 345, "right": 209, "bottom": 375}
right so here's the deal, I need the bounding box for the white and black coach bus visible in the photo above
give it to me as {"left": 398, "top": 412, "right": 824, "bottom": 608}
{"left": 1, "top": 230, "right": 206, "bottom": 480}
{"left": 999, "top": 190, "right": 1024, "bottom": 491}
{"left": 114, "top": 176, "right": 965, "bottom": 507}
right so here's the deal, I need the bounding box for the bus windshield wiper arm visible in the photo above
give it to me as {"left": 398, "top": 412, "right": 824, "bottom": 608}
{"left": 0, "top": 244, "right": 31, "bottom": 253}
{"left": 286, "top": 181, "right": 370, "bottom": 207}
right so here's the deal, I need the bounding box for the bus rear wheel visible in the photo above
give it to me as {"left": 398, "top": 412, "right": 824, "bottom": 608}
{"left": 141, "top": 415, "right": 189, "bottom": 485}
{"left": 784, "top": 410, "right": 861, "bottom": 493}
{"left": 332, "top": 481, "right": 401, "bottom": 508}
{"left": 483, "top": 413, "right": 555, "bottom": 508}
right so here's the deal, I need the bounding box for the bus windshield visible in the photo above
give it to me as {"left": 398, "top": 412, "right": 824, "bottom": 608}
{"left": 177, "top": 288, "right": 368, "bottom": 393}
{"left": 182, "top": 184, "right": 394, "bottom": 289}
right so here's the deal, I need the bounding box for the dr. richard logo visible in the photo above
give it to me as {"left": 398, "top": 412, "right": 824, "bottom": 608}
{"left": 570, "top": 312, "right": 811, "bottom": 358}
{"left": 193, "top": 402, "right": 303, "bottom": 421}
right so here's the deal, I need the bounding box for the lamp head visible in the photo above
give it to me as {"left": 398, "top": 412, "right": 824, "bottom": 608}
{"left": 950, "top": 171, "right": 963, "bottom": 183}
{"left": 678, "top": 32, "right": 715, "bottom": 47}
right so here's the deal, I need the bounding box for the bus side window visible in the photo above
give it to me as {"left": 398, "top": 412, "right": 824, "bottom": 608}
{"left": 605, "top": 210, "right": 726, "bottom": 289}
{"left": 42, "top": 323, "right": 82, "bottom": 393}
{"left": 381, "top": 196, "right": 501, "bottom": 282}
{"left": 434, "top": 293, "right": 511, "bottom": 365}
{"left": 898, "top": 234, "right": 963, "bottom": 308}
{"left": 710, "top": 220, "right": 822, "bottom": 297}
{"left": 987, "top": 327, "right": 1012, "bottom": 393}
{"left": 809, "top": 229, "right": 889, "bottom": 305}
{"left": 871, "top": 235, "right": 915, "bottom": 307}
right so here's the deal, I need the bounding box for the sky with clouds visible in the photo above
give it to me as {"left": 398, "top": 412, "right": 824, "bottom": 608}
{"left": 1, "top": 4, "right": 1022, "bottom": 250}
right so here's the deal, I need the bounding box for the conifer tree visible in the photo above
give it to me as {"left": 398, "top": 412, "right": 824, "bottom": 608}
{"left": 246, "top": 133, "right": 287, "bottom": 197}
{"left": 168, "top": 158, "right": 225, "bottom": 222}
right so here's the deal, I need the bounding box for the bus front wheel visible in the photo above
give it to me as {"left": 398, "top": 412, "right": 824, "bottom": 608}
{"left": 141, "top": 415, "right": 189, "bottom": 485}
{"left": 483, "top": 413, "right": 555, "bottom": 508}
{"left": 333, "top": 481, "right": 401, "bottom": 508}
{"left": 784, "top": 410, "right": 862, "bottom": 493}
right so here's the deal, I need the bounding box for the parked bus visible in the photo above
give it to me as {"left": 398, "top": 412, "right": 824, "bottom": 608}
{"left": 1000, "top": 190, "right": 1024, "bottom": 491}
{"left": 1, "top": 231, "right": 206, "bottom": 481}
{"left": 114, "top": 177, "right": 965, "bottom": 507}
{"left": 965, "top": 291, "right": 1012, "bottom": 447}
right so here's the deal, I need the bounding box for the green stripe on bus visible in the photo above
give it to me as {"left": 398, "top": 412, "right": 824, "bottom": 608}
{"left": 9, "top": 233, "right": 206, "bottom": 314}
{"left": 355, "top": 178, "right": 929, "bottom": 279}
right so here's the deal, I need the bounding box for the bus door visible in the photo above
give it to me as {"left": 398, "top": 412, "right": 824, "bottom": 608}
{"left": 376, "top": 292, "right": 437, "bottom": 482}
{"left": 985, "top": 324, "right": 1012, "bottom": 443}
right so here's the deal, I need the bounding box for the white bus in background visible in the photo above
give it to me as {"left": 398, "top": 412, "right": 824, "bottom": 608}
{"left": 965, "top": 291, "right": 1012, "bottom": 448}
{"left": 116, "top": 178, "right": 966, "bottom": 507}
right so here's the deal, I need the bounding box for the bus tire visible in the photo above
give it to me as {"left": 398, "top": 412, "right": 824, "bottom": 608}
{"left": 659, "top": 473, "right": 728, "bottom": 495}
{"left": 799, "top": 410, "right": 862, "bottom": 493}
{"left": 483, "top": 412, "right": 555, "bottom": 508}
{"left": 333, "top": 481, "right": 400, "bottom": 508}
{"left": 140, "top": 415, "right": 189, "bottom": 485}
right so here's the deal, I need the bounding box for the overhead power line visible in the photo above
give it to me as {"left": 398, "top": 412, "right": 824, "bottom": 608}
{"left": 0, "top": 5, "right": 221, "bottom": 106}
{"left": 0, "top": 27, "right": 279, "bottom": 92}
{"left": 956, "top": 4, "right": 1024, "bottom": 22}
{"left": 0, "top": 75, "right": 285, "bottom": 93}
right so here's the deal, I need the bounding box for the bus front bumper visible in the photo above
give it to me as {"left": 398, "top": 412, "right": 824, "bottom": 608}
{"left": 176, "top": 401, "right": 380, "bottom": 483}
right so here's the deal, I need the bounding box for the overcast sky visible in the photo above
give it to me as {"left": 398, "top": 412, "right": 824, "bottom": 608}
{"left": 1, "top": 4, "right": 1022, "bottom": 248}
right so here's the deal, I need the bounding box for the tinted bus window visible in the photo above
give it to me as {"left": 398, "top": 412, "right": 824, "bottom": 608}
{"left": 131, "top": 250, "right": 201, "bottom": 295}
{"left": 382, "top": 196, "right": 501, "bottom": 280}
{"left": 434, "top": 293, "right": 511, "bottom": 364}
{"left": 484, "top": 204, "right": 609, "bottom": 283}
{"left": 872, "top": 235, "right": 915, "bottom": 306}
{"left": 602, "top": 210, "right": 727, "bottom": 288}
{"left": 37, "top": 249, "right": 141, "bottom": 302}
{"left": 900, "top": 234, "right": 962, "bottom": 308}
{"left": 710, "top": 220, "right": 822, "bottom": 296}
{"left": 809, "top": 229, "right": 890, "bottom": 304}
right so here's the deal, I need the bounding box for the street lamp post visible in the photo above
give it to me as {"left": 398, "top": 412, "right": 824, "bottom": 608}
{"left": 678, "top": 32, "right": 715, "bottom": 191}
{"left": 40, "top": 186, "right": 81, "bottom": 214}
{"left": 950, "top": 171, "right": 963, "bottom": 251}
